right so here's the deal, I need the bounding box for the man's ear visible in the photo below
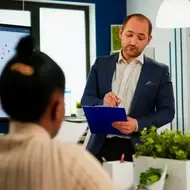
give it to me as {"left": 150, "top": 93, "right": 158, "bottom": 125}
{"left": 147, "top": 35, "right": 152, "bottom": 45}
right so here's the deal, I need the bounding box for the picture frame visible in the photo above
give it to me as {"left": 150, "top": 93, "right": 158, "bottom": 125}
{"left": 110, "top": 25, "right": 121, "bottom": 53}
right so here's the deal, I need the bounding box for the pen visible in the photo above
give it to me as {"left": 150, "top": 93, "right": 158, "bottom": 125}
{"left": 102, "top": 157, "right": 107, "bottom": 162}
{"left": 116, "top": 96, "right": 121, "bottom": 107}
{"left": 116, "top": 102, "right": 120, "bottom": 107}
{"left": 120, "top": 153, "right": 125, "bottom": 163}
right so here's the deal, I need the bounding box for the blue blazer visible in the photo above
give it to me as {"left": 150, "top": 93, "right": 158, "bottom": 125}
{"left": 81, "top": 53, "right": 175, "bottom": 155}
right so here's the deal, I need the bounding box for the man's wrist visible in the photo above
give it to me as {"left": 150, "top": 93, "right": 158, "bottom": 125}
{"left": 135, "top": 120, "right": 139, "bottom": 132}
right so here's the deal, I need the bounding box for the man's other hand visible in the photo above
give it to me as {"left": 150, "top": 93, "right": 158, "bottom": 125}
{"left": 112, "top": 117, "right": 137, "bottom": 134}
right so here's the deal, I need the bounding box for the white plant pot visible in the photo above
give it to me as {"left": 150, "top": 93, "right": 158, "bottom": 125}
{"left": 133, "top": 156, "right": 190, "bottom": 190}
{"left": 76, "top": 108, "right": 84, "bottom": 118}
{"left": 103, "top": 161, "right": 133, "bottom": 190}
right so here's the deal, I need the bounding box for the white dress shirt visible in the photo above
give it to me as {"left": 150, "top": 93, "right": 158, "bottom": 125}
{"left": 107, "top": 50, "right": 144, "bottom": 138}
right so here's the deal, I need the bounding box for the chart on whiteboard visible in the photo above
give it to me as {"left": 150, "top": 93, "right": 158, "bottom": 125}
{"left": 0, "top": 25, "right": 30, "bottom": 118}
{"left": 0, "top": 26, "right": 29, "bottom": 74}
{"left": 0, "top": 34, "right": 28, "bottom": 75}
{"left": 0, "top": 43, "right": 12, "bottom": 72}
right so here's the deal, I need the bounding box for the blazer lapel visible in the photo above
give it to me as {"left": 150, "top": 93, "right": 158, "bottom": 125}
{"left": 107, "top": 53, "right": 119, "bottom": 91}
{"left": 130, "top": 56, "right": 151, "bottom": 113}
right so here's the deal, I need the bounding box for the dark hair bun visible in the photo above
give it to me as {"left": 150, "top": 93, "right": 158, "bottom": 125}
{"left": 16, "top": 36, "right": 34, "bottom": 59}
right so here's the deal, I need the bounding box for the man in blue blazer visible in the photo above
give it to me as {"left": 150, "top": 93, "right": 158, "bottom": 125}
{"left": 81, "top": 13, "right": 175, "bottom": 162}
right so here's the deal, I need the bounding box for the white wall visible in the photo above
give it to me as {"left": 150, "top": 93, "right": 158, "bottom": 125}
{"left": 127, "top": 0, "right": 190, "bottom": 132}
{"left": 0, "top": 9, "right": 31, "bottom": 26}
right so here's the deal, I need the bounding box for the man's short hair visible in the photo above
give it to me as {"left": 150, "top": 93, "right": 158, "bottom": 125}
{"left": 122, "top": 13, "right": 152, "bottom": 36}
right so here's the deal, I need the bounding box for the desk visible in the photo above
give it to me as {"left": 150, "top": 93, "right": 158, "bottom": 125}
{"left": 55, "top": 121, "right": 89, "bottom": 146}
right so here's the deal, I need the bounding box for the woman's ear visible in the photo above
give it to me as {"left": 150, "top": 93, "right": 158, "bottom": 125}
{"left": 50, "top": 91, "right": 64, "bottom": 122}
{"left": 50, "top": 100, "right": 58, "bottom": 120}
{"left": 55, "top": 98, "right": 65, "bottom": 122}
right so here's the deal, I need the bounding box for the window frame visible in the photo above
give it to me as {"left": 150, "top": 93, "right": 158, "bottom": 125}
{"left": 0, "top": 1, "right": 90, "bottom": 122}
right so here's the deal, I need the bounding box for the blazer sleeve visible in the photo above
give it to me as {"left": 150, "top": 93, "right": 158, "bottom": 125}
{"left": 137, "top": 65, "right": 175, "bottom": 131}
{"left": 81, "top": 58, "right": 104, "bottom": 106}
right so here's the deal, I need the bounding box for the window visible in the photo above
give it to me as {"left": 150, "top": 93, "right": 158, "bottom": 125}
{"left": 0, "top": 2, "right": 91, "bottom": 116}
{"left": 40, "top": 7, "right": 88, "bottom": 114}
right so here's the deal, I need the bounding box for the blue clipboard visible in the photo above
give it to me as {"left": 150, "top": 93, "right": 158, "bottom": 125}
{"left": 83, "top": 106, "right": 127, "bottom": 135}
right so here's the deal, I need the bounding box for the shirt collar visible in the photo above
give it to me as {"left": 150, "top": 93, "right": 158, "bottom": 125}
{"left": 9, "top": 121, "right": 51, "bottom": 138}
{"left": 118, "top": 50, "right": 144, "bottom": 64}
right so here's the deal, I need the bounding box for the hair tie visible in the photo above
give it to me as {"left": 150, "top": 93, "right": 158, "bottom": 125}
{"left": 10, "top": 63, "right": 34, "bottom": 76}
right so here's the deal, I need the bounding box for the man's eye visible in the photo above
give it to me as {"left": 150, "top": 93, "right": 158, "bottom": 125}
{"left": 126, "top": 34, "right": 133, "bottom": 37}
{"left": 138, "top": 36, "right": 145, "bottom": 40}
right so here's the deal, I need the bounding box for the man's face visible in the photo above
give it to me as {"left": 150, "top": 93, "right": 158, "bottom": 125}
{"left": 119, "top": 17, "right": 152, "bottom": 58}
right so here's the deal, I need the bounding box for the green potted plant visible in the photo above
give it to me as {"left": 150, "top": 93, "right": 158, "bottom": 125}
{"left": 75, "top": 101, "right": 84, "bottom": 118}
{"left": 136, "top": 166, "right": 167, "bottom": 190}
{"left": 133, "top": 126, "right": 190, "bottom": 190}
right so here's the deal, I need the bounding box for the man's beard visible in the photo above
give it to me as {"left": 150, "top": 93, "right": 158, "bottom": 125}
{"left": 123, "top": 46, "right": 142, "bottom": 58}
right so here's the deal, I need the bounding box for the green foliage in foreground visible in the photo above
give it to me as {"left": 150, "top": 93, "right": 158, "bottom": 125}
{"left": 135, "top": 126, "right": 190, "bottom": 160}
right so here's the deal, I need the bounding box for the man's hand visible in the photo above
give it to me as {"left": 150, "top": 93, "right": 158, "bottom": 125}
{"left": 112, "top": 117, "right": 138, "bottom": 134}
{"left": 103, "top": 92, "right": 121, "bottom": 107}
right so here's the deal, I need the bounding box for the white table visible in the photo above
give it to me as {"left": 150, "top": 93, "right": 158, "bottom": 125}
{"left": 55, "top": 121, "right": 89, "bottom": 145}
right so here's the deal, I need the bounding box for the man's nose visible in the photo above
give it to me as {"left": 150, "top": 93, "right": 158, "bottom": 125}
{"left": 130, "top": 36, "right": 138, "bottom": 45}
